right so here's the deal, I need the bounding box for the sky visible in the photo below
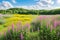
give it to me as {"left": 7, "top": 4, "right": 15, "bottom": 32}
{"left": 0, "top": 0, "right": 60, "bottom": 10}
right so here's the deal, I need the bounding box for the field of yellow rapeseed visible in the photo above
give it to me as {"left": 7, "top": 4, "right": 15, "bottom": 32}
{"left": 5, "top": 14, "right": 38, "bottom": 26}
{"left": 0, "top": 14, "right": 38, "bottom": 34}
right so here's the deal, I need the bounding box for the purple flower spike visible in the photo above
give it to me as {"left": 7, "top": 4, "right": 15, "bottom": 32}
{"left": 25, "top": 23, "right": 30, "bottom": 31}
{"left": 39, "top": 16, "right": 43, "bottom": 21}
{"left": 27, "top": 23, "right": 30, "bottom": 29}
{"left": 12, "top": 23, "right": 14, "bottom": 31}
{"left": 16, "top": 21, "right": 21, "bottom": 27}
{"left": 54, "top": 21, "right": 57, "bottom": 28}
{"left": 16, "top": 21, "right": 22, "bottom": 31}
{"left": 20, "top": 33, "right": 24, "bottom": 40}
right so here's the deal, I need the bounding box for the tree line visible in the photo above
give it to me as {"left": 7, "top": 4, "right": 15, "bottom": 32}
{"left": 0, "top": 8, "right": 60, "bottom": 15}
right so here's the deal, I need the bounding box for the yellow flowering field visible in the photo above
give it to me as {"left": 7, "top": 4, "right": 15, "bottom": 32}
{"left": 0, "top": 14, "right": 38, "bottom": 34}
{"left": 5, "top": 14, "right": 38, "bottom": 26}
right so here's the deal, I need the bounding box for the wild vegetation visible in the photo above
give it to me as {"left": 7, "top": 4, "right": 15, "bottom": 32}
{"left": 0, "top": 15, "right": 60, "bottom": 40}
{"left": 0, "top": 14, "right": 38, "bottom": 33}
{"left": 0, "top": 8, "right": 60, "bottom": 15}
{"left": 0, "top": 8, "right": 60, "bottom": 40}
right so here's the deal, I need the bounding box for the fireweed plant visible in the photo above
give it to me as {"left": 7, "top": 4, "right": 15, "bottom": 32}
{"left": 0, "top": 16, "right": 60, "bottom": 40}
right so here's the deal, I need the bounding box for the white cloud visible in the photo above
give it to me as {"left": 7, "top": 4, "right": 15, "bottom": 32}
{"left": 39, "top": 0, "right": 54, "bottom": 7}
{"left": 0, "top": 5, "right": 5, "bottom": 10}
{"left": 36, "top": 2, "right": 46, "bottom": 6}
{"left": 2, "top": 1, "right": 13, "bottom": 8}
{"left": 0, "top": 0, "right": 55, "bottom": 10}
{"left": 57, "top": 0, "right": 60, "bottom": 4}
{"left": 12, "top": 0, "right": 16, "bottom": 3}
{"left": 34, "top": 0, "right": 54, "bottom": 9}
{"left": 0, "top": 1, "right": 13, "bottom": 10}
{"left": 17, "top": 0, "right": 55, "bottom": 10}
{"left": 16, "top": 6, "right": 35, "bottom": 10}
{"left": 42, "top": 0, "right": 52, "bottom": 4}
{"left": 13, "top": 0, "right": 55, "bottom": 10}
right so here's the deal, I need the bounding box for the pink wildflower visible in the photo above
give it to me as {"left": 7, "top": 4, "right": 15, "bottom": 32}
{"left": 20, "top": 33, "right": 24, "bottom": 40}
{"left": 39, "top": 16, "right": 43, "bottom": 21}
{"left": 39, "top": 16, "right": 47, "bottom": 20}
{"left": 16, "top": 21, "right": 21, "bottom": 27}
{"left": 12, "top": 23, "right": 14, "bottom": 31}
{"left": 16, "top": 21, "right": 21, "bottom": 31}
{"left": 26, "top": 23, "right": 30, "bottom": 30}
{"left": 53, "top": 21, "right": 57, "bottom": 28}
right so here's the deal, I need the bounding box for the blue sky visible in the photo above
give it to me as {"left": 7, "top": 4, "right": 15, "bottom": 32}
{"left": 0, "top": 0, "right": 60, "bottom": 10}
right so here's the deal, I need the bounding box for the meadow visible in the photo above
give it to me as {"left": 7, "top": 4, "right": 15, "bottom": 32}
{"left": 0, "top": 14, "right": 38, "bottom": 34}
{"left": 0, "top": 14, "right": 60, "bottom": 40}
